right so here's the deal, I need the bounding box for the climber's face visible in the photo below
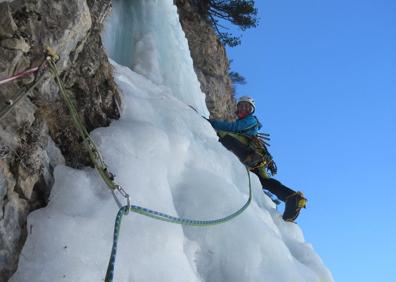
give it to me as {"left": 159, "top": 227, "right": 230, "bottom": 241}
{"left": 236, "top": 101, "right": 252, "bottom": 119}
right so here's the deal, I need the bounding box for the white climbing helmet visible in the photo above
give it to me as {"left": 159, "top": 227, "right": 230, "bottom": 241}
{"left": 237, "top": 96, "right": 255, "bottom": 113}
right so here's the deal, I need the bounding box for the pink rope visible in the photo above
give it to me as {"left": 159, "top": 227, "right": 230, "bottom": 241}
{"left": 0, "top": 67, "right": 39, "bottom": 86}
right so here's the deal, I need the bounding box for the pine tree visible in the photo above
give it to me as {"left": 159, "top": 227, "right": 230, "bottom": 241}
{"left": 229, "top": 71, "right": 246, "bottom": 85}
{"left": 206, "top": 0, "right": 258, "bottom": 46}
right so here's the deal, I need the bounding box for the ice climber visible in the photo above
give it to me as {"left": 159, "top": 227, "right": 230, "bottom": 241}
{"left": 208, "top": 96, "right": 307, "bottom": 222}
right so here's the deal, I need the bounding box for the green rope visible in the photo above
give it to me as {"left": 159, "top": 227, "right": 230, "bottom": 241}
{"left": 105, "top": 167, "right": 252, "bottom": 282}
{"left": 47, "top": 59, "right": 118, "bottom": 190}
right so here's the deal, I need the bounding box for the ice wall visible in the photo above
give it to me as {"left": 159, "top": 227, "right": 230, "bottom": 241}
{"left": 102, "top": 0, "right": 208, "bottom": 116}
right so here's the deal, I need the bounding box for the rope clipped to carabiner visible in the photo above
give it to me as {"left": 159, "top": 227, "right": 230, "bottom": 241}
{"left": 46, "top": 50, "right": 132, "bottom": 214}
{"left": 112, "top": 185, "right": 131, "bottom": 213}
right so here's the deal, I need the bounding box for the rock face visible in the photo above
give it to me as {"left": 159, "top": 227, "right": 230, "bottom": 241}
{"left": 0, "top": 0, "right": 235, "bottom": 280}
{"left": 0, "top": 0, "right": 119, "bottom": 280}
{"left": 174, "top": 0, "right": 236, "bottom": 120}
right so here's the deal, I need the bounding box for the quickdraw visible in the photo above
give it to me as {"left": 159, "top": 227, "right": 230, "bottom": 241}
{"left": 0, "top": 59, "right": 48, "bottom": 121}
{"left": 0, "top": 66, "right": 39, "bottom": 86}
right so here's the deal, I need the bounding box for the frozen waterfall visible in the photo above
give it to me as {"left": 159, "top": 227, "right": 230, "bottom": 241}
{"left": 11, "top": 0, "right": 333, "bottom": 281}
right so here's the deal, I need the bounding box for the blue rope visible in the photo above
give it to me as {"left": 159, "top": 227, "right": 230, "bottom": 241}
{"left": 105, "top": 168, "right": 252, "bottom": 281}
{"left": 105, "top": 206, "right": 128, "bottom": 282}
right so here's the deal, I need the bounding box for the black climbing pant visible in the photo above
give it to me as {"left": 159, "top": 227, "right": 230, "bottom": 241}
{"left": 250, "top": 168, "right": 295, "bottom": 202}
{"left": 218, "top": 133, "right": 296, "bottom": 202}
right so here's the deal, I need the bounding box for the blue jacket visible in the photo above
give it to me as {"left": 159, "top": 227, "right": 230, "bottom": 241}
{"left": 209, "top": 114, "right": 262, "bottom": 137}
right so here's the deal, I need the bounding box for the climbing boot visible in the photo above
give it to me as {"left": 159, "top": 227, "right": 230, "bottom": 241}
{"left": 282, "top": 192, "right": 307, "bottom": 222}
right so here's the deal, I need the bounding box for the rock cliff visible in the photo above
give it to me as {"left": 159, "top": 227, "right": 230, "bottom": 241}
{"left": 174, "top": 0, "right": 236, "bottom": 120}
{"left": 0, "top": 0, "right": 119, "bottom": 280}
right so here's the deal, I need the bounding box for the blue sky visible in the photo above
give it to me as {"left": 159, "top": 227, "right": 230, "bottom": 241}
{"left": 226, "top": 1, "right": 396, "bottom": 281}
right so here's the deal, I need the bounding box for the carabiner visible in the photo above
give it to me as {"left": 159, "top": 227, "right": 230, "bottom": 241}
{"left": 116, "top": 185, "right": 131, "bottom": 215}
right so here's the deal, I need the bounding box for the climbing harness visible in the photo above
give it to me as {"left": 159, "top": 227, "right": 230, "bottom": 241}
{"left": 217, "top": 131, "right": 277, "bottom": 176}
{"left": 248, "top": 134, "right": 277, "bottom": 176}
